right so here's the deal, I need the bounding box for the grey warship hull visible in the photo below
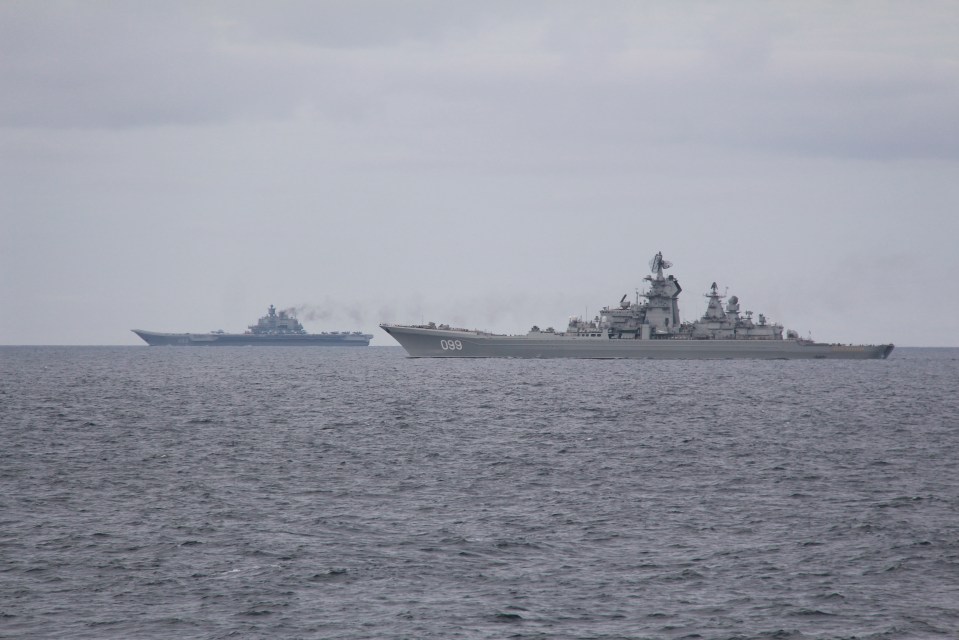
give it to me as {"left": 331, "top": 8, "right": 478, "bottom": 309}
{"left": 380, "top": 325, "right": 893, "bottom": 359}
{"left": 133, "top": 330, "right": 372, "bottom": 347}
{"left": 133, "top": 304, "right": 373, "bottom": 347}
{"left": 382, "top": 252, "right": 893, "bottom": 360}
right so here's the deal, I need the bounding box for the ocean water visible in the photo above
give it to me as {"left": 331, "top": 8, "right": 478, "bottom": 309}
{"left": 2, "top": 346, "right": 958, "bottom": 639}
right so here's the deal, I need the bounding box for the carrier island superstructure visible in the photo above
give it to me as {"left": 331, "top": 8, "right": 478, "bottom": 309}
{"left": 380, "top": 253, "right": 893, "bottom": 359}
{"left": 133, "top": 305, "right": 372, "bottom": 346}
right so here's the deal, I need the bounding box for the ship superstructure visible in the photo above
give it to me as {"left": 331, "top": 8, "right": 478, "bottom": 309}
{"left": 248, "top": 304, "right": 307, "bottom": 335}
{"left": 562, "top": 252, "right": 784, "bottom": 342}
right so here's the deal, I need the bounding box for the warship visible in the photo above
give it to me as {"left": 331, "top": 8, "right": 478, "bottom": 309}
{"left": 381, "top": 252, "right": 894, "bottom": 359}
{"left": 133, "top": 305, "right": 373, "bottom": 347}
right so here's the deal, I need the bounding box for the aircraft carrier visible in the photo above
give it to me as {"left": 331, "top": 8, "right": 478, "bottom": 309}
{"left": 380, "top": 253, "right": 893, "bottom": 360}
{"left": 133, "top": 305, "right": 372, "bottom": 347}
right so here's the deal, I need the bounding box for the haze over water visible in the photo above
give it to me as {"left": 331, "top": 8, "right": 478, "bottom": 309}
{"left": 3, "top": 346, "right": 958, "bottom": 638}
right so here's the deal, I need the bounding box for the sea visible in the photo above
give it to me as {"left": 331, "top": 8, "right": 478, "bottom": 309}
{"left": 1, "top": 346, "right": 958, "bottom": 639}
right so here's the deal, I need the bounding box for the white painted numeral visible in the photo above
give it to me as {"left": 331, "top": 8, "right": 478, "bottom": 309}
{"left": 440, "top": 339, "right": 463, "bottom": 351}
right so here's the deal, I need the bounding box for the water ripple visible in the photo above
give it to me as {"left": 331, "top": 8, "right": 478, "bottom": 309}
{"left": 1, "top": 346, "right": 957, "bottom": 638}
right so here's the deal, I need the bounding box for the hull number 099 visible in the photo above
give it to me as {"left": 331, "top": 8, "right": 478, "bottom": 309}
{"left": 440, "top": 339, "right": 463, "bottom": 351}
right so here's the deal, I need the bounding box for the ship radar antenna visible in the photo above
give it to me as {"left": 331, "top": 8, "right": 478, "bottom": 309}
{"left": 648, "top": 252, "right": 673, "bottom": 278}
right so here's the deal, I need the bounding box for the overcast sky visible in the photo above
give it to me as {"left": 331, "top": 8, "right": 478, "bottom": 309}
{"left": 2, "top": 1, "right": 957, "bottom": 346}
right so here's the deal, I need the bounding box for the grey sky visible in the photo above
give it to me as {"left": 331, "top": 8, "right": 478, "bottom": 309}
{"left": 2, "top": 1, "right": 957, "bottom": 346}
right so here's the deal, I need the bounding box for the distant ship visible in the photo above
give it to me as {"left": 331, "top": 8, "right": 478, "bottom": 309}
{"left": 133, "top": 305, "right": 373, "bottom": 347}
{"left": 381, "top": 252, "right": 894, "bottom": 359}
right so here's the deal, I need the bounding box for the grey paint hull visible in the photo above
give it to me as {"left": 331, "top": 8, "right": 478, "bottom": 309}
{"left": 133, "top": 330, "right": 372, "bottom": 347}
{"left": 380, "top": 325, "right": 893, "bottom": 359}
